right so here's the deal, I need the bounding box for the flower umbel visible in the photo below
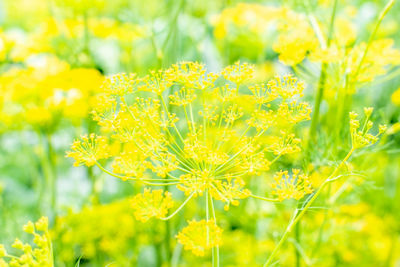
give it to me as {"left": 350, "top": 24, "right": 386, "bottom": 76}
{"left": 66, "top": 133, "right": 111, "bottom": 167}
{"left": 271, "top": 169, "right": 313, "bottom": 201}
{"left": 67, "top": 62, "right": 311, "bottom": 256}
{"left": 176, "top": 220, "right": 223, "bottom": 256}
{"left": 0, "top": 217, "right": 53, "bottom": 267}
{"left": 349, "top": 108, "right": 386, "bottom": 149}
{"left": 132, "top": 188, "right": 174, "bottom": 222}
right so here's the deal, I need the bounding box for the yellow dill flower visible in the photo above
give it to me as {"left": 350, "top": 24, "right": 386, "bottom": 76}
{"left": 271, "top": 169, "right": 313, "bottom": 201}
{"left": 1, "top": 56, "right": 104, "bottom": 130}
{"left": 211, "top": 177, "right": 251, "bottom": 210}
{"left": 221, "top": 62, "right": 255, "bottom": 85}
{"left": 66, "top": 133, "right": 111, "bottom": 167}
{"left": 101, "top": 73, "right": 138, "bottom": 96}
{"left": 69, "top": 62, "right": 311, "bottom": 257}
{"left": 349, "top": 109, "right": 386, "bottom": 149}
{"left": 266, "top": 131, "right": 302, "bottom": 155}
{"left": 273, "top": 10, "right": 318, "bottom": 66}
{"left": 176, "top": 220, "right": 222, "bottom": 256}
{"left": 0, "top": 217, "right": 53, "bottom": 267}
{"left": 71, "top": 61, "right": 310, "bottom": 205}
{"left": 177, "top": 170, "right": 215, "bottom": 197}
{"left": 53, "top": 199, "right": 143, "bottom": 264}
{"left": 132, "top": 189, "right": 174, "bottom": 222}
{"left": 111, "top": 151, "right": 148, "bottom": 179}
{"left": 347, "top": 39, "right": 400, "bottom": 84}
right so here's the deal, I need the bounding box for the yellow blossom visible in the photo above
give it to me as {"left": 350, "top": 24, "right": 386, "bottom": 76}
{"left": 271, "top": 169, "right": 313, "bottom": 201}
{"left": 0, "top": 217, "right": 53, "bottom": 267}
{"left": 66, "top": 133, "right": 111, "bottom": 167}
{"left": 131, "top": 189, "right": 174, "bottom": 222}
{"left": 349, "top": 109, "right": 386, "bottom": 149}
{"left": 176, "top": 220, "right": 223, "bottom": 256}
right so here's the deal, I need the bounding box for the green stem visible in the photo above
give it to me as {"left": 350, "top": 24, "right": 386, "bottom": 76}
{"left": 263, "top": 148, "right": 354, "bottom": 266}
{"left": 161, "top": 193, "right": 194, "bottom": 221}
{"left": 354, "top": 0, "right": 395, "bottom": 80}
{"left": 295, "top": 222, "right": 301, "bottom": 267}
{"left": 250, "top": 194, "right": 280, "bottom": 202}
{"left": 308, "top": 0, "right": 338, "bottom": 143}
{"left": 309, "top": 63, "right": 327, "bottom": 141}
{"left": 209, "top": 192, "right": 219, "bottom": 267}
{"left": 164, "top": 217, "right": 172, "bottom": 266}
{"left": 38, "top": 133, "right": 57, "bottom": 216}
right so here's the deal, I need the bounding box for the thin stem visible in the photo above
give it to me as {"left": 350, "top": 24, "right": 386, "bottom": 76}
{"left": 45, "top": 230, "right": 54, "bottom": 266}
{"left": 308, "top": 0, "right": 338, "bottom": 143}
{"left": 295, "top": 222, "right": 301, "bottom": 267}
{"left": 94, "top": 162, "right": 176, "bottom": 182}
{"left": 354, "top": 0, "right": 395, "bottom": 80}
{"left": 160, "top": 192, "right": 194, "bottom": 221}
{"left": 263, "top": 148, "right": 355, "bottom": 266}
{"left": 250, "top": 194, "right": 280, "bottom": 202}
{"left": 307, "top": 15, "right": 326, "bottom": 49}
{"left": 209, "top": 192, "right": 219, "bottom": 267}
{"left": 171, "top": 243, "right": 183, "bottom": 267}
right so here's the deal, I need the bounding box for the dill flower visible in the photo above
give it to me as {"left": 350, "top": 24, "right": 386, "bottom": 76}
{"left": 132, "top": 188, "right": 174, "bottom": 222}
{"left": 66, "top": 134, "right": 111, "bottom": 167}
{"left": 349, "top": 108, "right": 386, "bottom": 149}
{"left": 271, "top": 169, "right": 313, "bottom": 201}
{"left": 0, "top": 217, "right": 53, "bottom": 267}
{"left": 0, "top": 56, "right": 104, "bottom": 130}
{"left": 273, "top": 9, "right": 318, "bottom": 66}
{"left": 176, "top": 220, "right": 223, "bottom": 256}
{"left": 53, "top": 199, "right": 148, "bottom": 264}
{"left": 68, "top": 61, "right": 311, "bottom": 256}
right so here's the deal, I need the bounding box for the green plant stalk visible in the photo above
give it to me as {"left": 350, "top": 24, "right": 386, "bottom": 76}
{"left": 295, "top": 222, "right": 301, "bottom": 267}
{"left": 354, "top": 0, "right": 395, "bottom": 80}
{"left": 335, "top": 0, "right": 395, "bottom": 139}
{"left": 38, "top": 133, "right": 57, "bottom": 215}
{"left": 308, "top": 0, "right": 338, "bottom": 142}
{"left": 310, "top": 184, "right": 331, "bottom": 257}
{"left": 45, "top": 133, "right": 57, "bottom": 214}
{"left": 209, "top": 192, "right": 219, "bottom": 267}
{"left": 161, "top": 0, "right": 186, "bottom": 66}
{"left": 87, "top": 119, "right": 99, "bottom": 204}
{"left": 263, "top": 148, "right": 354, "bottom": 266}
{"left": 164, "top": 213, "right": 172, "bottom": 265}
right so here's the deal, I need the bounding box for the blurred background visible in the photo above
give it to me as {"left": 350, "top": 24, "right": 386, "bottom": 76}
{"left": 0, "top": 0, "right": 399, "bottom": 266}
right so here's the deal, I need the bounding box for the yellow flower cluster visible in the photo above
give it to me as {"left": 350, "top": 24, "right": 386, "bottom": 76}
{"left": 212, "top": 4, "right": 318, "bottom": 64}
{"left": 0, "top": 217, "right": 53, "bottom": 267}
{"left": 273, "top": 9, "right": 318, "bottom": 66}
{"left": 213, "top": 3, "right": 400, "bottom": 89}
{"left": 68, "top": 61, "right": 312, "bottom": 256}
{"left": 53, "top": 199, "right": 145, "bottom": 265}
{"left": 271, "top": 169, "right": 313, "bottom": 201}
{"left": 349, "top": 108, "right": 386, "bottom": 149}
{"left": 132, "top": 188, "right": 174, "bottom": 222}
{"left": 0, "top": 56, "right": 104, "bottom": 131}
{"left": 176, "top": 220, "right": 223, "bottom": 256}
{"left": 66, "top": 134, "right": 111, "bottom": 167}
